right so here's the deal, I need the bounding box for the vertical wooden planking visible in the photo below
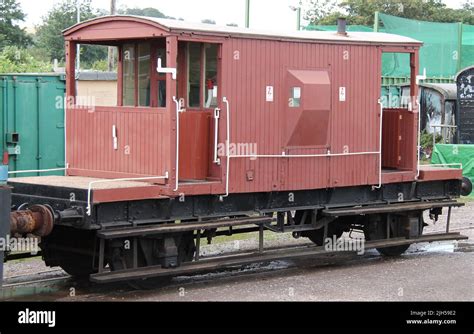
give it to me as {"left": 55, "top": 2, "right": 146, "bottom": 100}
{"left": 67, "top": 108, "right": 169, "bottom": 178}
{"left": 66, "top": 28, "right": 419, "bottom": 193}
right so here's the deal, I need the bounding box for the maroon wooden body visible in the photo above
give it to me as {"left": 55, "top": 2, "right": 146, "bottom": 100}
{"left": 62, "top": 16, "right": 460, "bottom": 199}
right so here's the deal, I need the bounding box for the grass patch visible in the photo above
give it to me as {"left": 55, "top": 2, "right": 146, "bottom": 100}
{"left": 459, "top": 196, "right": 474, "bottom": 203}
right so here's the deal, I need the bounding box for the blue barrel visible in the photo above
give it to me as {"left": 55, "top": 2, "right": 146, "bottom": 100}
{"left": 0, "top": 165, "right": 7, "bottom": 184}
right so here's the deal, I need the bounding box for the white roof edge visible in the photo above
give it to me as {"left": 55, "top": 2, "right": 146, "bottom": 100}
{"left": 142, "top": 16, "right": 421, "bottom": 44}
{"left": 67, "top": 15, "right": 422, "bottom": 45}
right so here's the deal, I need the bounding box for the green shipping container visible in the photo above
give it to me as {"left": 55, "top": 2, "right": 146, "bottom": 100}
{"left": 0, "top": 74, "right": 65, "bottom": 177}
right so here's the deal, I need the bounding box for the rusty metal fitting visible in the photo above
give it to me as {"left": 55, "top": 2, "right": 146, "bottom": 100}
{"left": 10, "top": 204, "right": 54, "bottom": 237}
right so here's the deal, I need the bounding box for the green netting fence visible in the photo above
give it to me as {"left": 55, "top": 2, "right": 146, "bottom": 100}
{"left": 431, "top": 144, "right": 474, "bottom": 197}
{"left": 305, "top": 24, "right": 374, "bottom": 32}
{"left": 462, "top": 23, "right": 474, "bottom": 70}
{"left": 379, "top": 13, "right": 473, "bottom": 78}
{"left": 306, "top": 13, "right": 474, "bottom": 78}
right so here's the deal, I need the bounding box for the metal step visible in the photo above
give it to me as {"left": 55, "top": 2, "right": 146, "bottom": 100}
{"left": 97, "top": 216, "right": 273, "bottom": 239}
{"left": 90, "top": 232, "right": 468, "bottom": 284}
{"left": 322, "top": 200, "right": 463, "bottom": 217}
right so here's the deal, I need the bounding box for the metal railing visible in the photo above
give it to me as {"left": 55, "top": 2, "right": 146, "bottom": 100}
{"left": 86, "top": 173, "right": 169, "bottom": 216}
{"left": 430, "top": 124, "right": 457, "bottom": 147}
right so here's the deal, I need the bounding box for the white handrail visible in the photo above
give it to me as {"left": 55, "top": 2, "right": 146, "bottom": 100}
{"left": 416, "top": 98, "right": 421, "bottom": 179}
{"left": 64, "top": 97, "right": 68, "bottom": 172}
{"left": 213, "top": 107, "right": 221, "bottom": 165}
{"left": 157, "top": 58, "right": 177, "bottom": 80}
{"left": 8, "top": 168, "right": 67, "bottom": 175}
{"left": 219, "top": 97, "right": 383, "bottom": 198}
{"left": 86, "top": 172, "right": 169, "bottom": 216}
{"left": 172, "top": 96, "right": 183, "bottom": 192}
{"left": 223, "top": 97, "right": 230, "bottom": 198}
{"left": 373, "top": 99, "right": 383, "bottom": 189}
{"left": 229, "top": 151, "right": 379, "bottom": 159}
{"left": 430, "top": 124, "right": 458, "bottom": 129}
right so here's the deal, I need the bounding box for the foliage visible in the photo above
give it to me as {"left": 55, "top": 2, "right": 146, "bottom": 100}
{"left": 0, "top": 46, "right": 51, "bottom": 73}
{"left": 463, "top": 0, "right": 474, "bottom": 11}
{"left": 0, "top": 0, "right": 32, "bottom": 49}
{"left": 35, "top": 0, "right": 107, "bottom": 63}
{"left": 118, "top": 7, "right": 168, "bottom": 18}
{"left": 89, "top": 59, "right": 109, "bottom": 71}
{"left": 420, "top": 130, "right": 443, "bottom": 159}
{"left": 304, "top": 0, "right": 474, "bottom": 25}
{"left": 302, "top": 0, "right": 340, "bottom": 24}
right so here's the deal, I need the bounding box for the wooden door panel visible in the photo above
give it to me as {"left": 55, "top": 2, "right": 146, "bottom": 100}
{"left": 179, "top": 111, "right": 211, "bottom": 180}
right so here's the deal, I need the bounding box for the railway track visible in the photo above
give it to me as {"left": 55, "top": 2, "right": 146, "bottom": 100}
{"left": 1, "top": 271, "right": 71, "bottom": 300}
{"left": 1, "top": 230, "right": 471, "bottom": 300}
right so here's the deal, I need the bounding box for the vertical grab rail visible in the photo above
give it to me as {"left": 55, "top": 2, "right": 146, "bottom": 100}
{"left": 416, "top": 68, "right": 426, "bottom": 180}
{"left": 374, "top": 99, "right": 383, "bottom": 189}
{"left": 416, "top": 99, "right": 421, "bottom": 179}
{"left": 222, "top": 97, "right": 230, "bottom": 198}
{"left": 172, "top": 96, "right": 183, "bottom": 191}
{"left": 213, "top": 107, "right": 221, "bottom": 165}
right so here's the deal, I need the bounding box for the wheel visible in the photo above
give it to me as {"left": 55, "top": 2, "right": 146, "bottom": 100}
{"left": 295, "top": 211, "right": 347, "bottom": 246}
{"left": 364, "top": 214, "right": 422, "bottom": 256}
{"left": 56, "top": 253, "right": 97, "bottom": 277}
{"left": 42, "top": 226, "right": 100, "bottom": 277}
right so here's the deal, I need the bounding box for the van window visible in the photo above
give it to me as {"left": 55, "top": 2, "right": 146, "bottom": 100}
{"left": 122, "top": 44, "right": 136, "bottom": 106}
{"left": 205, "top": 44, "right": 218, "bottom": 108}
{"left": 138, "top": 43, "right": 151, "bottom": 107}
{"left": 157, "top": 47, "right": 167, "bottom": 108}
{"left": 188, "top": 43, "right": 201, "bottom": 108}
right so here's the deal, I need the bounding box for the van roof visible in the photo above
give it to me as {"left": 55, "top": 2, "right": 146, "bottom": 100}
{"left": 64, "top": 15, "right": 422, "bottom": 46}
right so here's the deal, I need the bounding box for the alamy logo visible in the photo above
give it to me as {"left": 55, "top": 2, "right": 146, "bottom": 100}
{"left": 324, "top": 236, "right": 365, "bottom": 255}
{"left": 18, "top": 308, "right": 56, "bottom": 327}
{"left": 0, "top": 236, "right": 39, "bottom": 254}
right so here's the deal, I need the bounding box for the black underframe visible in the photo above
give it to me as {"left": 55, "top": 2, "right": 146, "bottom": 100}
{"left": 8, "top": 179, "right": 462, "bottom": 231}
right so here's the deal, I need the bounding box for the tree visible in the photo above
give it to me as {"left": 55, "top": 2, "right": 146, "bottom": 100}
{"left": 201, "top": 19, "right": 216, "bottom": 25}
{"left": 118, "top": 7, "right": 168, "bottom": 18}
{"left": 0, "top": 0, "right": 32, "bottom": 49}
{"left": 340, "top": 0, "right": 448, "bottom": 26}
{"left": 35, "top": 0, "right": 107, "bottom": 64}
{"left": 0, "top": 46, "right": 51, "bottom": 73}
{"left": 463, "top": 0, "right": 474, "bottom": 11}
{"left": 302, "top": 0, "right": 339, "bottom": 24}
{"left": 305, "top": 0, "right": 474, "bottom": 26}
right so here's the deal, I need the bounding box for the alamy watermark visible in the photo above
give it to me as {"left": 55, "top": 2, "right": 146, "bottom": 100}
{"left": 0, "top": 235, "right": 40, "bottom": 255}
{"left": 324, "top": 235, "right": 365, "bottom": 255}
{"left": 18, "top": 308, "right": 55, "bottom": 328}
{"left": 56, "top": 95, "right": 97, "bottom": 113}
{"left": 217, "top": 142, "right": 258, "bottom": 159}
{"left": 381, "top": 93, "right": 418, "bottom": 109}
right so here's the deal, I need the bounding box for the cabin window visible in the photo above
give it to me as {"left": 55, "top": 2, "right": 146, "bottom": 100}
{"left": 122, "top": 42, "right": 161, "bottom": 107}
{"left": 138, "top": 43, "right": 151, "bottom": 107}
{"left": 445, "top": 101, "right": 455, "bottom": 125}
{"left": 421, "top": 90, "right": 442, "bottom": 134}
{"left": 205, "top": 44, "right": 218, "bottom": 108}
{"left": 123, "top": 44, "right": 136, "bottom": 106}
{"left": 184, "top": 42, "right": 220, "bottom": 109}
{"left": 157, "top": 48, "right": 167, "bottom": 108}
{"left": 188, "top": 43, "right": 202, "bottom": 108}
{"left": 289, "top": 87, "right": 301, "bottom": 107}
{"left": 400, "top": 86, "right": 411, "bottom": 108}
